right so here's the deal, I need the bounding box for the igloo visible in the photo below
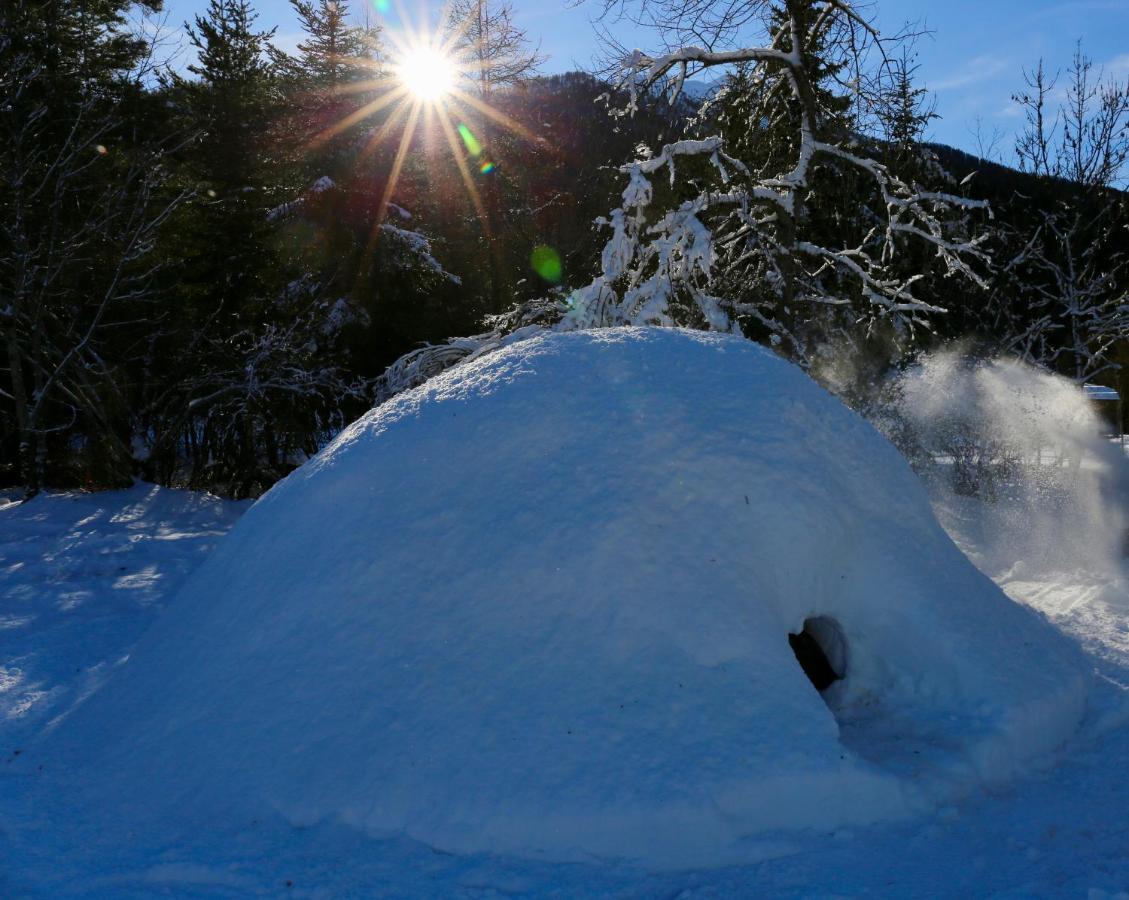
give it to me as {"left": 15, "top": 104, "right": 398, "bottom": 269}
{"left": 41, "top": 328, "right": 1089, "bottom": 867}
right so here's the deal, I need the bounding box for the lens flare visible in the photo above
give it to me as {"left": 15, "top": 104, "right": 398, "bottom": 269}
{"left": 531, "top": 245, "right": 562, "bottom": 282}
{"left": 396, "top": 45, "right": 456, "bottom": 102}
{"left": 479, "top": 160, "right": 495, "bottom": 174}
{"left": 457, "top": 124, "right": 482, "bottom": 156}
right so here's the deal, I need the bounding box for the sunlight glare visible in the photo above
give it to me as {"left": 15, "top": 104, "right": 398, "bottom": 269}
{"left": 396, "top": 45, "right": 456, "bottom": 103}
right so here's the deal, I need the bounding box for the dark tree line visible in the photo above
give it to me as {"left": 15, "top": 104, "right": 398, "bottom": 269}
{"left": 2, "top": 0, "right": 1126, "bottom": 498}
{"left": 0, "top": 0, "right": 675, "bottom": 496}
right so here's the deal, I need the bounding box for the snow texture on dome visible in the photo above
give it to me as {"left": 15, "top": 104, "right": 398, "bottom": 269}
{"left": 39, "top": 328, "right": 1090, "bottom": 867}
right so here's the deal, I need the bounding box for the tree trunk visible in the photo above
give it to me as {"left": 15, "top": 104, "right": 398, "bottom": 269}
{"left": 30, "top": 329, "right": 48, "bottom": 494}
{"left": 6, "top": 331, "right": 37, "bottom": 499}
{"left": 474, "top": 0, "right": 506, "bottom": 311}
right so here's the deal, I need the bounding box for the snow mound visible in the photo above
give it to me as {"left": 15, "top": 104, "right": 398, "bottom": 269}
{"left": 36, "top": 329, "right": 1089, "bottom": 867}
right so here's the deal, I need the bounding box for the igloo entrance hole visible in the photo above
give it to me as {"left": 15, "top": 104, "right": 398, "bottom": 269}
{"left": 788, "top": 616, "right": 847, "bottom": 693}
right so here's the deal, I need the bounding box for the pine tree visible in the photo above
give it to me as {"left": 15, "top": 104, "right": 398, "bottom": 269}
{"left": 719, "top": 0, "right": 854, "bottom": 177}
{"left": 172, "top": 0, "right": 280, "bottom": 340}
{"left": 704, "top": 1, "right": 902, "bottom": 355}
{"left": 706, "top": 2, "right": 850, "bottom": 352}
{"left": 290, "top": 0, "right": 371, "bottom": 90}
{"left": 881, "top": 52, "right": 938, "bottom": 166}
{"left": 279, "top": 0, "right": 383, "bottom": 177}
{"left": 145, "top": 0, "right": 294, "bottom": 492}
{"left": 184, "top": 0, "right": 277, "bottom": 184}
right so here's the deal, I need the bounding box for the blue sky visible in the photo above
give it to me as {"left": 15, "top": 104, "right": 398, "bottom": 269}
{"left": 158, "top": 0, "right": 1129, "bottom": 161}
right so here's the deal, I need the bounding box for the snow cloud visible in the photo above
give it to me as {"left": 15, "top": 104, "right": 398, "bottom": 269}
{"left": 886, "top": 352, "right": 1129, "bottom": 587}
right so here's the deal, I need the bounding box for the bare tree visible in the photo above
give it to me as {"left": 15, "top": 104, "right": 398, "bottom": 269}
{"left": 143, "top": 306, "right": 370, "bottom": 497}
{"left": 1002, "top": 41, "right": 1129, "bottom": 381}
{"left": 445, "top": 0, "right": 545, "bottom": 97}
{"left": 969, "top": 116, "right": 1005, "bottom": 165}
{"left": 1014, "top": 42, "right": 1129, "bottom": 191}
{"left": 441, "top": 0, "right": 544, "bottom": 313}
{"left": 1000, "top": 209, "right": 1128, "bottom": 382}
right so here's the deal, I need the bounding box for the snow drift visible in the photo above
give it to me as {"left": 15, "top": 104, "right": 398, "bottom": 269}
{"left": 33, "top": 329, "right": 1089, "bottom": 867}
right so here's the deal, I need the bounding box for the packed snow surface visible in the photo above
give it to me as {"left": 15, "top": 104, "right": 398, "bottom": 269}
{"left": 0, "top": 485, "right": 246, "bottom": 748}
{"left": 15, "top": 329, "right": 1091, "bottom": 870}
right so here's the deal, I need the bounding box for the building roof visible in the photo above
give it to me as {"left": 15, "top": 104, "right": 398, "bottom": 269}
{"left": 1083, "top": 384, "right": 1120, "bottom": 401}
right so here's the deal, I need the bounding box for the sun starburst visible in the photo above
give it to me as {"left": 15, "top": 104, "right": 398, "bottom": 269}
{"left": 303, "top": 4, "right": 552, "bottom": 273}
{"left": 394, "top": 44, "right": 457, "bottom": 103}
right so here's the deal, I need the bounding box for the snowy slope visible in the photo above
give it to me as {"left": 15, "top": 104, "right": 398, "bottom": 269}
{"left": 11, "top": 328, "right": 1089, "bottom": 870}
{"left": 0, "top": 485, "right": 247, "bottom": 750}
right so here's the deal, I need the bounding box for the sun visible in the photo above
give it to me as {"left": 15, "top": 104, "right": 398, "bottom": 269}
{"left": 395, "top": 44, "right": 457, "bottom": 103}
{"left": 305, "top": 20, "right": 551, "bottom": 269}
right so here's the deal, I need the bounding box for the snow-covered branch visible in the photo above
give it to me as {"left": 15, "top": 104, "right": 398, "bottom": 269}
{"left": 567, "top": 2, "right": 992, "bottom": 346}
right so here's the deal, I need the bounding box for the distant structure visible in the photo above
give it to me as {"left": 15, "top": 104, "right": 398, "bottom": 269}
{"left": 1083, "top": 383, "right": 1123, "bottom": 440}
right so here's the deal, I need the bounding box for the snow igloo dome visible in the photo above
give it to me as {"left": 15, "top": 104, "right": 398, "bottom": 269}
{"left": 43, "top": 328, "right": 1089, "bottom": 867}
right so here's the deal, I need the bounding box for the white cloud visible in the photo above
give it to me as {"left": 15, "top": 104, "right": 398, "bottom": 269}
{"left": 931, "top": 55, "right": 1011, "bottom": 92}
{"left": 1106, "top": 54, "right": 1129, "bottom": 78}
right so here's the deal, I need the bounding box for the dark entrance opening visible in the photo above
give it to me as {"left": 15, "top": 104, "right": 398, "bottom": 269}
{"left": 788, "top": 616, "right": 847, "bottom": 692}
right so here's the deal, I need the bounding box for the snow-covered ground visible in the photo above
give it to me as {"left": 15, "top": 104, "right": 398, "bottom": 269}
{"left": 2, "top": 340, "right": 1129, "bottom": 896}
{"left": 0, "top": 486, "right": 248, "bottom": 752}
{"left": 3, "top": 485, "right": 1127, "bottom": 897}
